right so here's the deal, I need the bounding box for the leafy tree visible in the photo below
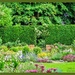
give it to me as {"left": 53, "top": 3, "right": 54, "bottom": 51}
{"left": 0, "top": 4, "right": 12, "bottom": 27}
{"left": 0, "top": 2, "right": 75, "bottom": 25}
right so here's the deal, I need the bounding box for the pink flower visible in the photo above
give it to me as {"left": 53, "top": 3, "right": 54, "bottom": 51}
{"left": 30, "top": 70, "right": 38, "bottom": 73}
{"left": 26, "top": 70, "right": 30, "bottom": 73}
{"left": 26, "top": 70, "right": 38, "bottom": 73}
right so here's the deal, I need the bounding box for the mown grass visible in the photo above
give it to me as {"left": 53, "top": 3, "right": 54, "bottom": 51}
{"left": 41, "top": 62, "right": 75, "bottom": 73}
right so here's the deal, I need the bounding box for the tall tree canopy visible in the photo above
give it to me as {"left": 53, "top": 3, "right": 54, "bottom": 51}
{"left": 0, "top": 4, "right": 12, "bottom": 27}
{"left": 0, "top": 2, "right": 75, "bottom": 26}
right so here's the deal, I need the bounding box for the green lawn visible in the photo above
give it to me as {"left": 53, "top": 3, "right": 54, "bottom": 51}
{"left": 40, "top": 62, "right": 75, "bottom": 73}
{"left": 39, "top": 62, "right": 75, "bottom": 73}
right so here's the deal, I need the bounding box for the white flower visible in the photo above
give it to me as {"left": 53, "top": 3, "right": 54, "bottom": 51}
{"left": 63, "top": 48, "right": 73, "bottom": 53}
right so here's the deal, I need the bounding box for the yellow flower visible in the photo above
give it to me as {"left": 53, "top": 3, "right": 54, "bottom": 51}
{"left": 37, "top": 52, "right": 47, "bottom": 58}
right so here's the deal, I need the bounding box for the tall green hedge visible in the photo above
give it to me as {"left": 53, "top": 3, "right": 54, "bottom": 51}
{"left": 0, "top": 25, "right": 75, "bottom": 45}
{"left": 45, "top": 25, "right": 75, "bottom": 45}
{"left": 0, "top": 25, "right": 35, "bottom": 44}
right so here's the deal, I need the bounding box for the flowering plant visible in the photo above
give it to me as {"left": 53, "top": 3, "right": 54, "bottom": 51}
{"left": 25, "top": 64, "right": 61, "bottom": 73}
{"left": 62, "top": 54, "right": 75, "bottom": 62}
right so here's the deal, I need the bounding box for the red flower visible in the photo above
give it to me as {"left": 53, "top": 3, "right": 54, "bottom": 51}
{"left": 40, "top": 65, "right": 44, "bottom": 69}
{"left": 41, "top": 68, "right": 45, "bottom": 72}
{"left": 46, "top": 69, "right": 51, "bottom": 73}
{"left": 53, "top": 68, "right": 57, "bottom": 71}
{"left": 35, "top": 64, "right": 38, "bottom": 69}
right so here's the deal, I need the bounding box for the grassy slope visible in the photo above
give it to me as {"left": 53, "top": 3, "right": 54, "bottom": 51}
{"left": 41, "top": 62, "right": 75, "bottom": 73}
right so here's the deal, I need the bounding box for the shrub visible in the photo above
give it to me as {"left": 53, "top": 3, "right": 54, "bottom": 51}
{"left": 62, "top": 48, "right": 73, "bottom": 56}
{"left": 10, "top": 47, "right": 19, "bottom": 52}
{"left": 54, "top": 43, "right": 66, "bottom": 52}
{"left": 33, "top": 47, "right": 42, "bottom": 55}
{"left": 51, "top": 53, "right": 63, "bottom": 60}
{"left": 5, "top": 42, "right": 13, "bottom": 48}
{"left": 22, "top": 45, "right": 30, "bottom": 55}
{"left": 23, "top": 52, "right": 37, "bottom": 62}
{"left": 27, "top": 52, "right": 37, "bottom": 62}
{"left": 0, "top": 45, "right": 8, "bottom": 51}
{"left": 50, "top": 48, "right": 58, "bottom": 56}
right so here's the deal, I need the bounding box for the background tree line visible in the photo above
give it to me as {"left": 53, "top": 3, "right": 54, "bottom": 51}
{"left": 0, "top": 2, "right": 75, "bottom": 27}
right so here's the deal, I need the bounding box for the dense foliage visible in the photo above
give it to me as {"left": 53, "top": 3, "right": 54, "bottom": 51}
{"left": 0, "top": 2, "right": 75, "bottom": 25}
{"left": 0, "top": 25, "right": 35, "bottom": 44}
{"left": 45, "top": 25, "right": 75, "bottom": 45}
{"left": 0, "top": 4, "right": 12, "bottom": 27}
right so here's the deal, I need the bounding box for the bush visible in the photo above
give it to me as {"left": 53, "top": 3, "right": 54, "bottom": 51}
{"left": 62, "top": 48, "right": 73, "bottom": 56}
{"left": 23, "top": 52, "right": 37, "bottom": 62}
{"left": 22, "top": 45, "right": 30, "bottom": 55}
{"left": 33, "top": 46, "right": 42, "bottom": 55}
{"left": 50, "top": 48, "right": 58, "bottom": 56}
{"left": 5, "top": 42, "right": 13, "bottom": 48}
{"left": 51, "top": 53, "right": 63, "bottom": 60}
{"left": 54, "top": 43, "right": 66, "bottom": 52}
{"left": 0, "top": 45, "right": 8, "bottom": 51}
{"left": 10, "top": 47, "right": 19, "bottom": 52}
